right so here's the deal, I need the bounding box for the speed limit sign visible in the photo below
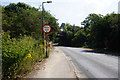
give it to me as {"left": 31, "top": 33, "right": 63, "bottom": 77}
{"left": 42, "top": 24, "right": 51, "bottom": 33}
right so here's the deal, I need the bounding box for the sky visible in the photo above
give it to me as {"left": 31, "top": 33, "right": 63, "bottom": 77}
{"left": 0, "top": 0, "right": 120, "bottom": 26}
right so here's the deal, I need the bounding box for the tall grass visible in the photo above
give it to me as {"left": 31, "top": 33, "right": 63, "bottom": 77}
{"left": 2, "top": 31, "right": 44, "bottom": 79}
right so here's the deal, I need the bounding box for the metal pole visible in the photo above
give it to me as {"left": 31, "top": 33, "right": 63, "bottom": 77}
{"left": 42, "top": 1, "right": 52, "bottom": 57}
{"left": 42, "top": 2, "right": 45, "bottom": 56}
{"left": 46, "top": 36, "right": 48, "bottom": 57}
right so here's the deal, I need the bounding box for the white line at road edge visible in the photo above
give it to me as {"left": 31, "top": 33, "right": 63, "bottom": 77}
{"left": 65, "top": 55, "right": 80, "bottom": 79}
{"left": 58, "top": 47, "right": 81, "bottom": 78}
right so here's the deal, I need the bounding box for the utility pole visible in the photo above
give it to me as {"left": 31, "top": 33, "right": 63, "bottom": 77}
{"left": 42, "top": 2, "right": 45, "bottom": 56}
{"left": 42, "top": 1, "right": 52, "bottom": 57}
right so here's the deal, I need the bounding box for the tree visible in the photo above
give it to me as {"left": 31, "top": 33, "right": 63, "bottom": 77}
{"left": 103, "top": 14, "right": 120, "bottom": 51}
{"left": 81, "top": 13, "right": 120, "bottom": 51}
{"left": 72, "top": 29, "right": 86, "bottom": 47}
{"left": 2, "top": 2, "right": 59, "bottom": 42}
{"left": 58, "top": 23, "right": 81, "bottom": 46}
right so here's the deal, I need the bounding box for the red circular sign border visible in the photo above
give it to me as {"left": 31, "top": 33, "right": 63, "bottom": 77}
{"left": 42, "top": 24, "right": 51, "bottom": 33}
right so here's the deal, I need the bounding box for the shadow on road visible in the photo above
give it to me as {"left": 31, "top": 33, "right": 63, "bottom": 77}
{"left": 81, "top": 49, "right": 120, "bottom": 56}
{"left": 54, "top": 45, "right": 120, "bottom": 56}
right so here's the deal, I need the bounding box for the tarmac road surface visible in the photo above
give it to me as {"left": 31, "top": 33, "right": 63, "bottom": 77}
{"left": 59, "top": 46, "right": 118, "bottom": 78}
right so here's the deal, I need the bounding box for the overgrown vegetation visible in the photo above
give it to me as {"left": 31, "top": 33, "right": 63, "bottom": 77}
{"left": 57, "top": 13, "right": 120, "bottom": 52}
{"left": 1, "top": 2, "right": 59, "bottom": 79}
{"left": 2, "top": 31, "right": 44, "bottom": 78}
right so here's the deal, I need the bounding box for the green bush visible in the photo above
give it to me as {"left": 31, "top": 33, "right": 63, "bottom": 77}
{"left": 2, "top": 31, "right": 44, "bottom": 79}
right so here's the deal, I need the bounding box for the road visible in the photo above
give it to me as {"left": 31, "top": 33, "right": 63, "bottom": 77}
{"left": 59, "top": 46, "right": 118, "bottom": 78}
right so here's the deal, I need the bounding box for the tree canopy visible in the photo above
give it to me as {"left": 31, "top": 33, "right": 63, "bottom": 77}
{"left": 2, "top": 2, "right": 59, "bottom": 42}
{"left": 57, "top": 13, "right": 120, "bottom": 52}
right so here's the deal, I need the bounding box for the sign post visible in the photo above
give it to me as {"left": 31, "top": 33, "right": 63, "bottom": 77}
{"left": 42, "top": 24, "right": 51, "bottom": 57}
